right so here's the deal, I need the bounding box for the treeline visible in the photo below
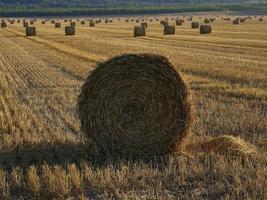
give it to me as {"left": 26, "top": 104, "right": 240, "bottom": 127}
{"left": 0, "top": 3, "right": 266, "bottom": 17}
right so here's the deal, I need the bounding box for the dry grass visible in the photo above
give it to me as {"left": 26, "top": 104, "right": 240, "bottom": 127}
{"left": 0, "top": 12, "right": 266, "bottom": 199}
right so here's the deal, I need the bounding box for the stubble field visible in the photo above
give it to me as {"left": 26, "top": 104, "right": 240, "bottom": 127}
{"left": 0, "top": 13, "right": 266, "bottom": 199}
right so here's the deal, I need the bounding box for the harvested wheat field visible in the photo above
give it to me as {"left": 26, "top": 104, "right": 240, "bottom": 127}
{"left": 0, "top": 13, "right": 266, "bottom": 199}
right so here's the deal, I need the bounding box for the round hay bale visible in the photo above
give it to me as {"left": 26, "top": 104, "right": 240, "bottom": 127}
{"left": 175, "top": 19, "right": 183, "bottom": 26}
{"left": 134, "top": 26, "right": 146, "bottom": 37}
{"left": 200, "top": 24, "right": 212, "bottom": 34}
{"left": 77, "top": 54, "right": 192, "bottom": 158}
{"left": 65, "top": 26, "right": 75, "bottom": 36}
{"left": 42, "top": 21, "right": 46, "bottom": 24}
{"left": 259, "top": 18, "right": 263, "bottom": 21}
{"left": 164, "top": 25, "right": 175, "bottom": 35}
{"left": 141, "top": 22, "right": 148, "bottom": 28}
{"left": 26, "top": 27, "right": 36, "bottom": 36}
{"left": 1, "top": 22, "right": 7, "bottom": 28}
{"left": 70, "top": 22, "right": 76, "bottom": 27}
{"left": 23, "top": 22, "right": 28, "bottom": 28}
{"left": 210, "top": 18, "right": 215, "bottom": 22}
{"left": 233, "top": 19, "right": 240, "bottom": 24}
{"left": 81, "top": 21, "right": 85, "bottom": 25}
{"left": 160, "top": 20, "right": 168, "bottom": 26}
{"left": 55, "top": 22, "right": 61, "bottom": 28}
{"left": 89, "top": 20, "right": 95, "bottom": 27}
{"left": 204, "top": 18, "right": 210, "bottom": 23}
{"left": 191, "top": 22, "right": 199, "bottom": 28}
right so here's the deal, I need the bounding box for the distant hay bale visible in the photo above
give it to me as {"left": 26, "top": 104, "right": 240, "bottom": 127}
{"left": 42, "top": 21, "right": 45, "bottom": 24}
{"left": 96, "top": 19, "right": 101, "bottom": 24}
{"left": 200, "top": 24, "right": 212, "bottom": 34}
{"left": 136, "top": 19, "right": 139, "bottom": 23}
{"left": 1, "top": 22, "right": 7, "bottom": 28}
{"left": 81, "top": 21, "right": 85, "bottom": 25}
{"left": 77, "top": 54, "right": 192, "bottom": 158}
{"left": 134, "top": 26, "right": 146, "bottom": 37}
{"left": 259, "top": 18, "right": 263, "bottom": 21}
{"left": 51, "top": 20, "right": 55, "bottom": 24}
{"left": 175, "top": 19, "right": 184, "bottom": 26}
{"left": 160, "top": 20, "right": 168, "bottom": 26}
{"left": 23, "top": 22, "right": 28, "bottom": 27}
{"left": 125, "top": 19, "right": 129, "bottom": 23}
{"left": 240, "top": 18, "right": 246, "bottom": 23}
{"left": 30, "top": 20, "right": 34, "bottom": 25}
{"left": 210, "top": 18, "right": 215, "bottom": 22}
{"left": 55, "top": 22, "right": 61, "bottom": 28}
{"left": 191, "top": 22, "right": 199, "bottom": 28}
{"left": 185, "top": 135, "right": 258, "bottom": 156}
{"left": 89, "top": 21, "right": 95, "bottom": 27}
{"left": 164, "top": 25, "right": 175, "bottom": 35}
{"left": 204, "top": 18, "right": 210, "bottom": 23}
{"left": 105, "top": 19, "right": 109, "bottom": 23}
{"left": 65, "top": 26, "right": 75, "bottom": 36}
{"left": 233, "top": 19, "right": 240, "bottom": 24}
{"left": 70, "top": 22, "right": 76, "bottom": 27}
{"left": 141, "top": 22, "right": 148, "bottom": 28}
{"left": 25, "top": 27, "right": 36, "bottom": 36}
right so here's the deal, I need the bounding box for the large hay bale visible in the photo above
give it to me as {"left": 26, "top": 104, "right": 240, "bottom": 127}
{"left": 164, "top": 25, "right": 175, "bottom": 35}
{"left": 65, "top": 26, "right": 75, "bottom": 35}
{"left": 200, "top": 24, "right": 212, "bottom": 34}
{"left": 81, "top": 21, "right": 85, "bottom": 25}
{"left": 77, "top": 54, "right": 192, "bottom": 158}
{"left": 26, "top": 27, "right": 36, "bottom": 36}
{"left": 134, "top": 26, "right": 146, "bottom": 37}
{"left": 191, "top": 22, "right": 199, "bottom": 28}
{"left": 55, "top": 22, "right": 61, "bottom": 28}
{"left": 259, "top": 18, "right": 263, "bottom": 21}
